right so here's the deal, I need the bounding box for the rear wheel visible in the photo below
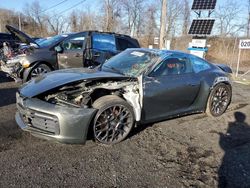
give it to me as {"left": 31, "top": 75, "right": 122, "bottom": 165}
{"left": 206, "top": 83, "right": 232, "bottom": 117}
{"left": 29, "top": 64, "right": 51, "bottom": 80}
{"left": 92, "top": 95, "right": 134, "bottom": 145}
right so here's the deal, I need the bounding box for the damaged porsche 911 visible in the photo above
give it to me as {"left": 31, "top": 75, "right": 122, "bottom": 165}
{"left": 15, "top": 48, "right": 232, "bottom": 145}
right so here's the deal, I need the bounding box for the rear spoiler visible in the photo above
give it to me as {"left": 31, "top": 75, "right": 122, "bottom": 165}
{"left": 214, "top": 64, "right": 232, "bottom": 74}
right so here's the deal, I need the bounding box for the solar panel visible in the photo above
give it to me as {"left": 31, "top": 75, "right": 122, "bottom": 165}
{"left": 191, "top": 0, "right": 217, "bottom": 10}
{"left": 188, "top": 19, "right": 215, "bottom": 35}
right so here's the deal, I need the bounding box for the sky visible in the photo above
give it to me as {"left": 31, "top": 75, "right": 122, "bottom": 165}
{"left": 0, "top": 0, "right": 248, "bottom": 17}
{"left": 0, "top": 0, "right": 249, "bottom": 36}
{"left": 0, "top": 0, "right": 100, "bottom": 15}
{"left": 0, "top": 0, "right": 248, "bottom": 15}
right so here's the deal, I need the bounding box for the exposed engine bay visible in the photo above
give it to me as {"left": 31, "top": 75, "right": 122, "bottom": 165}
{"left": 39, "top": 79, "right": 142, "bottom": 121}
{"left": 0, "top": 45, "right": 35, "bottom": 81}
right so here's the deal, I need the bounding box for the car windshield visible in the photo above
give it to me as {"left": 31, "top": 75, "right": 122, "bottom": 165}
{"left": 101, "top": 49, "right": 160, "bottom": 77}
{"left": 37, "top": 34, "right": 69, "bottom": 48}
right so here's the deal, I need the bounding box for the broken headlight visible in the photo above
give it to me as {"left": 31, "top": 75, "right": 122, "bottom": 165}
{"left": 20, "top": 58, "right": 30, "bottom": 68}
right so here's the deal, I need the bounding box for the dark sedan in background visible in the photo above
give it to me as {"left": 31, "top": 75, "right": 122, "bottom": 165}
{"left": 15, "top": 48, "right": 232, "bottom": 145}
{"left": 1, "top": 25, "right": 140, "bottom": 82}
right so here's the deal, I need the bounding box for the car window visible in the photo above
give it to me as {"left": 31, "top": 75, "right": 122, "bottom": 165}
{"left": 102, "top": 49, "right": 160, "bottom": 77}
{"left": 62, "top": 34, "right": 85, "bottom": 51}
{"left": 0, "top": 34, "right": 12, "bottom": 40}
{"left": 92, "top": 33, "right": 116, "bottom": 51}
{"left": 190, "top": 56, "right": 211, "bottom": 73}
{"left": 38, "top": 34, "right": 69, "bottom": 48}
{"left": 150, "top": 55, "right": 193, "bottom": 77}
{"left": 116, "top": 37, "right": 137, "bottom": 51}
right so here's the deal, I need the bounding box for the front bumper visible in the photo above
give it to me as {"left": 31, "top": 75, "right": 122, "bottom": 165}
{"left": 1, "top": 58, "right": 23, "bottom": 80}
{"left": 15, "top": 93, "right": 97, "bottom": 144}
{"left": 1, "top": 63, "right": 16, "bottom": 74}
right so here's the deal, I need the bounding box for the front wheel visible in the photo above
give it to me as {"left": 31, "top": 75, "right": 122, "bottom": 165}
{"left": 206, "top": 83, "right": 232, "bottom": 117}
{"left": 29, "top": 64, "right": 51, "bottom": 80}
{"left": 92, "top": 95, "right": 135, "bottom": 145}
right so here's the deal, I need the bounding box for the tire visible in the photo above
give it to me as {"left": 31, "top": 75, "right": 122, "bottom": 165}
{"left": 28, "top": 63, "right": 51, "bottom": 80}
{"left": 92, "top": 95, "right": 135, "bottom": 145}
{"left": 206, "top": 83, "right": 232, "bottom": 117}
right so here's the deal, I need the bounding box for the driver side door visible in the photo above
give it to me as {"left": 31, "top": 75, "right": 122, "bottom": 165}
{"left": 142, "top": 54, "right": 201, "bottom": 122}
{"left": 57, "top": 33, "right": 86, "bottom": 69}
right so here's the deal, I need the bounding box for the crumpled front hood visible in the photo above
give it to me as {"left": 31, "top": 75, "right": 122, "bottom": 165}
{"left": 20, "top": 68, "right": 130, "bottom": 98}
{"left": 6, "top": 25, "right": 38, "bottom": 46}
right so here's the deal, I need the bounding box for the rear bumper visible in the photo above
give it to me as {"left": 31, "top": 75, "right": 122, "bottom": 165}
{"left": 15, "top": 95, "right": 97, "bottom": 144}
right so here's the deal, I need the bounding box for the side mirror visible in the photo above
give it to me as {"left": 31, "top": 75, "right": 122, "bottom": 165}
{"left": 54, "top": 46, "right": 63, "bottom": 53}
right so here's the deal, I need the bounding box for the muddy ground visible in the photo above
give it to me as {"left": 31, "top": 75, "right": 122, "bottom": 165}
{"left": 0, "top": 71, "right": 250, "bottom": 188}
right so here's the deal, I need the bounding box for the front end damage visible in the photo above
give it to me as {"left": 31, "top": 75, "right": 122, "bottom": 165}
{"left": 1, "top": 56, "right": 23, "bottom": 81}
{"left": 16, "top": 77, "right": 142, "bottom": 144}
{"left": 0, "top": 45, "right": 35, "bottom": 82}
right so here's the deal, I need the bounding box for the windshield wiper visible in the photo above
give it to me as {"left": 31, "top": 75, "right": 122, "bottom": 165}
{"left": 103, "top": 65, "right": 125, "bottom": 75}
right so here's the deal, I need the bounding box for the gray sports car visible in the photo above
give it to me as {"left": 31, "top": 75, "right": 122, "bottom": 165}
{"left": 15, "top": 48, "right": 232, "bottom": 145}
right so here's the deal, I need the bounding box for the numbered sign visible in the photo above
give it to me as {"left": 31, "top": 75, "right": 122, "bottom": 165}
{"left": 239, "top": 39, "right": 250, "bottom": 49}
{"left": 236, "top": 39, "right": 250, "bottom": 77}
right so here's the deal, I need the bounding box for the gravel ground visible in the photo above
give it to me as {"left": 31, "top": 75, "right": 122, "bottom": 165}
{"left": 0, "top": 71, "right": 250, "bottom": 188}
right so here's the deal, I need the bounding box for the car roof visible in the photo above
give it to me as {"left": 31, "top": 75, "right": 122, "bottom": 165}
{"left": 0, "top": 32, "right": 11, "bottom": 35}
{"left": 91, "top": 31, "right": 132, "bottom": 38}
{"left": 125, "top": 48, "right": 188, "bottom": 56}
{"left": 67, "top": 30, "right": 133, "bottom": 39}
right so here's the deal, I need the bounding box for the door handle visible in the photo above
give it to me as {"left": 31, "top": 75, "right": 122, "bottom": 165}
{"left": 93, "top": 53, "right": 100, "bottom": 57}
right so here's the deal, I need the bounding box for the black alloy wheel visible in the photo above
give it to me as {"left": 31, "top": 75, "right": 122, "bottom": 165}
{"left": 92, "top": 95, "right": 134, "bottom": 144}
{"left": 207, "top": 83, "right": 232, "bottom": 117}
{"left": 30, "top": 64, "right": 51, "bottom": 79}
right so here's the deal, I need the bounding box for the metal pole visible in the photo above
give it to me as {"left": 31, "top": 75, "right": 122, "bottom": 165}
{"left": 18, "top": 13, "right": 21, "bottom": 31}
{"left": 236, "top": 48, "right": 241, "bottom": 77}
{"left": 0, "top": 15, "right": 2, "bottom": 32}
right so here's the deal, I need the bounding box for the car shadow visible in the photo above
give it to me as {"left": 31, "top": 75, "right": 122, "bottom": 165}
{"left": 218, "top": 112, "right": 250, "bottom": 188}
{"left": 0, "top": 71, "right": 13, "bottom": 83}
{"left": 127, "top": 123, "right": 154, "bottom": 139}
{"left": 0, "top": 87, "right": 17, "bottom": 107}
{"left": 86, "top": 120, "right": 154, "bottom": 142}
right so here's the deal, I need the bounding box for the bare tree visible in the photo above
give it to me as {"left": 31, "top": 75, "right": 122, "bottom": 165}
{"left": 247, "top": 0, "right": 250, "bottom": 37}
{"left": 182, "top": 0, "right": 190, "bottom": 35}
{"left": 102, "top": 0, "right": 120, "bottom": 32}
{"left": 215, "top": 0, "right": 244, "bottom": 36}
{"left": 70, "top": 9, "right": 100, "bottom": 31}
{"left": 166, "top": 0, "right": 183, "bottom": 38}
{"left": 80, "top": 12, "right": 95, "bottom": 30}
{"left": 25, "top": 1, "right": 45, "bottom": 35}
{"left": 0, "top": 9, "right": 19, "bottom": 31}
{"left": 159, "top": 0, "right": 183, "bottom": 49}
{"left": 69, "top": 11, "right": 78, "bottom": 32}
{"left": 46, "top": 13, "right": 66, "bottom": 35}
{"left": 213, "top": 1, "right": 245, "bottom": 67}
{"left": 144, "top": 5, "right": 158, "bottom": 46}
{"left": 120, "top": 0, "right": 144, "bottom": 37}
{"left": 23, "top": 1, "right": 69, "bottom": 36}
{"left": 159, "top": 0, "right": 167, "bottom": 49}
{"left": 23, "top": 1, "right": 51, "bottom": 36}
